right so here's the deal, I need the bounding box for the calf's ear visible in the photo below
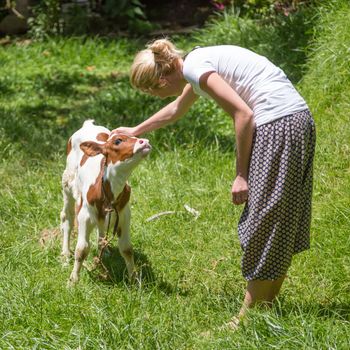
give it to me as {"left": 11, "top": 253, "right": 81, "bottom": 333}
{"left": 80, "top": 141, "right": 104, "bottom": 156}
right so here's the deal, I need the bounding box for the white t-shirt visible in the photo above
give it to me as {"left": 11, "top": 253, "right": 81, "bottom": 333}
{"left": 183, "top": 45, "right": 308, "bottom": 127}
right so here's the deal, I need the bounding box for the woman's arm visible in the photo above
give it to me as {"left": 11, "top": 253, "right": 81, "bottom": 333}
{"left": 199, "top": 72, "right": 255, "bottom": 205}
{"left": 114, "top": 84, "right": 198, "bottom": 136}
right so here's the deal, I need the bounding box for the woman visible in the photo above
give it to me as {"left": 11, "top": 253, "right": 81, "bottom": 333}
{"left": 114, "top": 39, "right": 316, "bottom": 327}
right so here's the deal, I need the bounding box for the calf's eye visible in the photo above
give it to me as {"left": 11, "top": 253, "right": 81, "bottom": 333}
{"left": 114, "top": 138, "right": 123, "bottom": 145}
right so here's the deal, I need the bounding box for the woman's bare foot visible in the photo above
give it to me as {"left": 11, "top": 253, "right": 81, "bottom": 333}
{"left": 226, "top": 315, "right": 241, "bottom": 330}
{"left": 220, "top": 313, "right": 247, "bottom": 331}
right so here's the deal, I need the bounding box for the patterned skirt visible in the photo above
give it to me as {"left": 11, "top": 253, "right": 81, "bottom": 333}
{"left": 238, "top": 110, "right": 316, "bottom": 281}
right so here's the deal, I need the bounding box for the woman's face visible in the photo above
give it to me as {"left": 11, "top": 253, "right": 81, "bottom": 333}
{"left": 147, "top": 82, "right": 180, "bottom": 99}
{"left": 147, "top": 62, "right": 186, "bottom": 99}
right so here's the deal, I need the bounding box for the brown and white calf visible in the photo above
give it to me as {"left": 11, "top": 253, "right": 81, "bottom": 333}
{"left": 60, "top": 120, "right": 151, "bottom": 284}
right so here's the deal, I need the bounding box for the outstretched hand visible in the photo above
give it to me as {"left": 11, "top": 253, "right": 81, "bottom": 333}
{"left": 111, "top": 126, "right": 137, "bottom": 137}
{"left": 231, "top": 175, "right": 248, "bottom": 205}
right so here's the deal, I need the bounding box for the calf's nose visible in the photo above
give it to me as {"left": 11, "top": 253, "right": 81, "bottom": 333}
{"left": 138, "top": 138, "right": 150, "bottom": 146}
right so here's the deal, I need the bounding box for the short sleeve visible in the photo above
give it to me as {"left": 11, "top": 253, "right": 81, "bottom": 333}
{"left": 183, "top": 49, "right": 216, "bottom": 99}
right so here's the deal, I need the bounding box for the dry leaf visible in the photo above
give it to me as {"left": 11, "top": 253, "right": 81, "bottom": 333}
{"left": 39, "top": 228, "right": 60, "bottom": 247}
{"left": 184, "top": 204, "right": 200, "bottom": 219}
{"left": 146, "top": 211, "right": 176, "bottom": 222}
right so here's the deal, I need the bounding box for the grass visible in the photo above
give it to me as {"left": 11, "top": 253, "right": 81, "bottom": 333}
{"left": 0, "top": 2, "right": 350, "bottom": 348}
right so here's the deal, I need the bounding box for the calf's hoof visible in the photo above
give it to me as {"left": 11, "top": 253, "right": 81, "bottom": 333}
{"left": 67, "top": 273, "right": 79, "bottom": 287}
{"left": 129, "top": 270, "right": 141, "bottom": 287}
{"left": 60, "top": 252, "right": 72, "bottom": 267}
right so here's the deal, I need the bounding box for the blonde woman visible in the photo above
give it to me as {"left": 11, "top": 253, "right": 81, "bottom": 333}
{"left": 114, "top": 39, "right": 316, "bottom": 327}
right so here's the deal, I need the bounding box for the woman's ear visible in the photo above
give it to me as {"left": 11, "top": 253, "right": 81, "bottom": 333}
{"left": 158, "top": 77, "right": 168, "bottom": 87}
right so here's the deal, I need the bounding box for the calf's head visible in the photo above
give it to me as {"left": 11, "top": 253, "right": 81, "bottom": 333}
{"left": 80, "top": 133, "right": 151, "bottom": 173}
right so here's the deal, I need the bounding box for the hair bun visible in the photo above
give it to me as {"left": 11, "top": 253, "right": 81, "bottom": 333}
{"left": 148, "top": 39, "right": 182, "bottom": 62}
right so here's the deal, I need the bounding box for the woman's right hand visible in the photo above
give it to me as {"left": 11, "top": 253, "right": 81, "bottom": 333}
{"left": 231, "top": 175, "right": 249, "bottom": 205}
{"left": 111, "top": 126, "right": 138, "bottom": 137}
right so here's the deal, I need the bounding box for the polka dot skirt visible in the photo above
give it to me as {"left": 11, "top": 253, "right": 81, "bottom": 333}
{"left": 238, "top": 110, "right": 316, "bottom": 281}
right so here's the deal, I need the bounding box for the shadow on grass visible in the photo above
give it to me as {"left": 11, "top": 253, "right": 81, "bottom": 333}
{"left": 89, "top": 246, "right": 186, "bottom": 295}
{"left": 1, "top": 78, "right": 235, "bottom": 161}
{"left": 32, "top": 70, "right": 127, "bottom": 98}
{"left": 1, "top": 60, "right": 236, "bottom": 162}
{"left": 0, "top": 79, "right": 15, "bottom": 97}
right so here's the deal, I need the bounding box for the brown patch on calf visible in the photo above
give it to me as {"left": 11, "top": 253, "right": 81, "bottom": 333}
{"left": 96, "top": 132, "right": 109, "bottom": 142}
{"left": 103, "top": 179, "right": 114, "bottom": 204}
{"left": 76, "top": 248, "right": 89, "bottom": 262}
{"left": 80, "top": 154, "right": 89, "bottom": 166}
{"left": 115, "top": 184, "right": 131, "bottom": 211}
{"left": 86, "top": 158, "right": 105, "bottom": 220}
{"left": 105, "top": 134, "right": 138, "bottom": 164}
{"left": 86, "top": 159, "right": 131, "bottom": 220}
{"left": 66, "top": 137, "right": 72, "bottom": 155}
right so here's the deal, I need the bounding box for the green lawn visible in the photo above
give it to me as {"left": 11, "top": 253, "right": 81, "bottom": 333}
{"left": 0, "top": 4, "right": 349, "bottom": 348}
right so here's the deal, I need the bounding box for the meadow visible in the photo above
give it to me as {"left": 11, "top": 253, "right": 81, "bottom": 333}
{"left": 0, "top": 1, "right": 349, "bottom": 349}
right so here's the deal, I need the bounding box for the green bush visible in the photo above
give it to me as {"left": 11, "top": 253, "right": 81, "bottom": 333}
{"left": 192, "top": 6, "right": 316, "bottom": 83}
{"left": 103, "top": 0, "right": 154, "bottom": 34}
{"left": 300, "top": 0, "right": 350, "bottom": 113}
{"left": 28, "top": 0, "right": 154, "bottom": 39}
{"left": 28, "top": 0, "right": 62, "bottom": 40}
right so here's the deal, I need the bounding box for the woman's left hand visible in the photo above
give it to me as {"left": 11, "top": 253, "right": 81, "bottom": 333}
{"left": 111, "top": 126, "right": 137, "bottom": 137}
{"left": 231, "top": 176, "right": 248, "bottom": 205}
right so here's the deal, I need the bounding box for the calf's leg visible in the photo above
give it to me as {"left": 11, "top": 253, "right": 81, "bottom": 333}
{"left": 60, "top": 171, "right": 75, "bottom": 263}
{"left": 117, "top": 204, "right": 136, "bottom": 280}
{"left": 69, "top": 208, "right": 93, "bottom": 285}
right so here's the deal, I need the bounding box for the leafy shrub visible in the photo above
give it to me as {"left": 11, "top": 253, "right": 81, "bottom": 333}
{"left": 300, "top": 0, "right": 350, "bottom": 112}
{"left": 192, "top": 5, "right": 316, "bottom": 82}
{"left": 102, "top": 0, "right": 154, "bottom": 34}
{"left": 28, "top": 0, "right": 91, "bottom": 38}
{"left": 28, "top": 0, "right": 153, "bottom": 39}
{"left": 103, "top": 0, "right": 144, "bottom": 20}
{"left": 28, "top": 0, "right": 62, "bottom": 40}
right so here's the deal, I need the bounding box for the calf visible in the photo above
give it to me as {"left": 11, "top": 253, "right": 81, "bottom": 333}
{"left": 60, "top": 120, "right": 151, "bottom": 284}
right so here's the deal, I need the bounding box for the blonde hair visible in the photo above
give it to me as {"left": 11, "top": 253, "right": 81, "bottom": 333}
{"left": 130, "top": 38, "right": 183, "bottom": 92}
